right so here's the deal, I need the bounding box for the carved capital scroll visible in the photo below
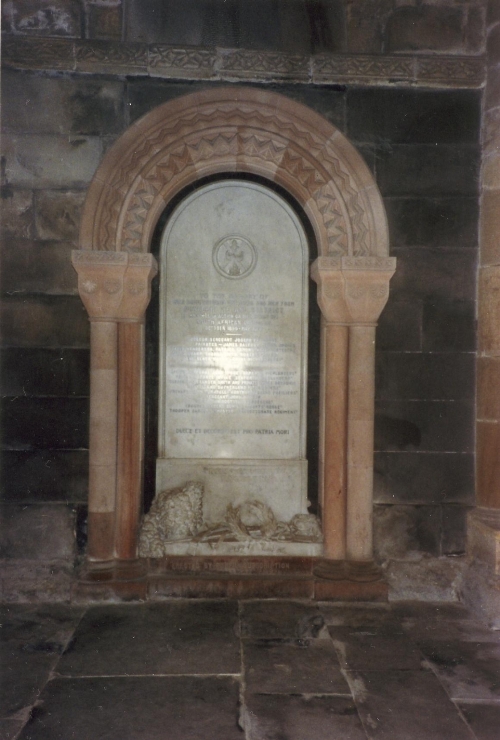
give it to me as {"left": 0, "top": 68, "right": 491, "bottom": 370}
{"left": 311, "top": 256, "right": 396, "bottom": 325}
{"left": 72, "top": 250, "right": 158, "bottom": 321}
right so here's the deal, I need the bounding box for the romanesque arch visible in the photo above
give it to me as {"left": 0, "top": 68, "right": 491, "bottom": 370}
{"left": 72, "top": 88, "right": 395, "bottom": 586}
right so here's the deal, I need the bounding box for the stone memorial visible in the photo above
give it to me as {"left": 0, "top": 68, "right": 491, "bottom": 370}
{"left": 154, "top": 180, "right": 321, "bottom": 555}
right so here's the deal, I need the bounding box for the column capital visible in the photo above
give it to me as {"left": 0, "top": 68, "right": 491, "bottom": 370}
{"left": 311, "top": 256, "right": 396, "bottom": 324}
{"left": 72, "top": 250, "right": 158, "bottom": 321}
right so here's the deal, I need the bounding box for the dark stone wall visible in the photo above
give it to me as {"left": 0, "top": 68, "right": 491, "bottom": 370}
{"left": 1, "top": 0, "right": 485, "bottom": 55}
{"left": 0, "top": 1, "right": 483, "bottom": 579}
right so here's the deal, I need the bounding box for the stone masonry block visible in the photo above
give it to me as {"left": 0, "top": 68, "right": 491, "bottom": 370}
{"left": 376, "top": 352, "right": 475, "bottom": 402}
{"left": 2, "top": 396, "right": 89, "bottom": 450}
{"left": 376, "top": 145, "right": 480, "bottom": 198}
{"left": 375, "top": 400, "right": 474, "bottom": 453}
{"left": 385, "top": 197, "right": 478, "bottom": 249}
{"left": 376, "top": 299, "right": 422, "bottom": 352}
{"left": 390, "top": 248, "right": 477, "bottom": 304}
{"left": 373, "top": 504, "right": 441, "bottom": 560}
{"left": 478, "top": 266, "right": 500, "bottom": 354}
{"left": 1, "top": 347, "right": 89, "bottom": 397}
{"left": 385, "top": 5, "right": 466, "bottom": 54}
{"left": 0, "top": 187, "right": 34, "bottom": 238}
{"left": 1, "top": 450, "right": 88, "bottom": 503}
{"left": 35, "top": 190, "right": 85, "bottom": 241}
{"left": 347, "top": 89, "right": 480, "bottom": 146}
{"left": 86, "top": 3, "right": 122, "bottom": 40}
{"left": 477, "top": 356, "right": 500, "bottom": 421}
{"left": 480, "top": 190, "right": 500, "bottom": 266}
{"left": 5, "top": 0, "right": 83, "bottom": 37}
{"left": 374, "top": 451, "right": 474, "bottom": 506}
{"left": 2, "top": 71, "right": 126, "bottom": 136}
{"left": 2, "top": 134, "right": 101, "bottom": 189}
{"left": 422, "top": 298, "right": 476, "bottom": 353}
{"left": 1, "top": 295, "right": 90, "bottom": 348}
{"left": 1, "top": 239, "right": 78, "bottom": 295}
{"left": 0, "top": 504, "right": 75, "bottom": 560}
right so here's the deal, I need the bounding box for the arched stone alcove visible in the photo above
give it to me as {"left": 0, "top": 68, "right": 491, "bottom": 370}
{"left": 72, "top": 87, "right": 396, "bottom": 594}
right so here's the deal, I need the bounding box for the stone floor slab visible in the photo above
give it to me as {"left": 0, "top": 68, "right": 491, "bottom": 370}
{"left": 18, "top": 676, "right": 242, "bottom": 740}
{"left": 240, "top": 600, "right": 324, "bottom": 641}
{"left": 0, "top": 605, "right": 83, "bottom": 718}
{"left": 318, "top": 603, "right": 396, "bottom": 630}
{"left": 245, "top": 694, "right": 367, "bottom": 740}
{"left": 403, "top": 617, "right": 500, "bottom": 643}
{"left": 418, "top": 640, "right": 500, "bottom": 702}
{"left": 57, "top": 601, "right": 240, "bottom": 677}
{"left": 458, "top": 702, "right": 500, "bottom": 740}
{"left": 244, "top": 639, "right": 350, "bottom": 695}
{"left": 0, "top": 719, "right": 25, "bottom": 740}
{"left": 350, "top": 669, "right": 474, "bottom": 740}
{"left": 328, "top": 626, "right": 423, "bottom": 671}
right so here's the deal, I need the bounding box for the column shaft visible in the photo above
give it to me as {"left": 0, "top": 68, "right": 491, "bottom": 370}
{"left": 346, "top": 324, "right": 376, "bottom": 561}
{"left": 87, "top": 320, "right": 118, "bottom": 561}
{"left": 321, "top": 322, "right": 349, "bottom": 559}
{"left": 115, "top": 322, "right": 145, "bottom": 560}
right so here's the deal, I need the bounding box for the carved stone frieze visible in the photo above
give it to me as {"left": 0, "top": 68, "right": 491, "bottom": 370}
{"left": 75, "top": 41, "right": 148, "bottom": 73}
{"left": 2, "top": 37, "right": 485, "bottom": 89}
{"left": 149, "top": 46, "right": 216, "bottom": 79}
{"left": 313, "top": 54, "right": 414, "bottom": 83}
{"left": 2, "top": 36, "right": 75, "bottom": 70}
{"left": 219, "top": 50, "right": 309, "bottom": 80}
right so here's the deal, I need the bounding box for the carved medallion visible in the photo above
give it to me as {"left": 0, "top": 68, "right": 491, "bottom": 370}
{"left": 212, "top": 235, "right": 257, "bottom": 279}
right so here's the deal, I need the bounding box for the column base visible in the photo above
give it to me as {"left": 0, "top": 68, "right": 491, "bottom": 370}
{"left": 72, "top": 556, "right": 388, "bottom": 602}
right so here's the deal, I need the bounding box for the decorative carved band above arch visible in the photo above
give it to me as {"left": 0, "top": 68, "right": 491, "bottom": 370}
{"left": 79, "top": 87, "right": 389, "bottom": 260}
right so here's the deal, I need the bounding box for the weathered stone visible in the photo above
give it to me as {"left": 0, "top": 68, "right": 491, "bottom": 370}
{"left": 1, "top": 450, "right": 88, "bottom": 503}
{"left": 377, "top": 299, "right": 422, "bottom": 352}
{"left": 57, "top": 602, "right": 240, "bottom": 676}
{"left": 35, "top": 190, "right": 85, "bottom": 241}
{"left": 377, "top": 145, "right": 480, "bottom": 197}
{"left": 0, "top": 187, "right": 34, "bottom": 238}
{"left": 476, "top": 422, "right": 500, "bottom": 509}
{"left": 376, "top": 352, "right": 475, "bottom": 402}
{"left": 462, "top": 559, "right": 500, "bottom": 630}
{"left": 386, "top": 6, "right": 466, "bottom": 54}
{"left": 351, "top": 669, "right": 474, "bottom": 740}
{"left": 375, "top": 399, "right": 474, "bottom": 453}
{"left": 86, "top": 3, "right": 122, "bottom": 40}
{"left": 2, "top": 134, "right": 102, "bottom": 188}
{"left": 346, "top": 0, "right": 391, "bottom": 54}
{"left": 459, "top": 703, "right": 500, "bottom": 740}
{"left": 390, "top": 248, "right": 477, "bottom": 304}
{"left": 2, "top": 71, "right": 125, "bottom": 135}
{"left": 7, "top": 0, "right": 83, "bottom": 38}
{"left": 328, "top": 626, "right": 422, "bottom": 670}
{"left": 1, "top": 347, "right": 89, "bottom": 397}
{"left": 347, "top": 89, "right": 481, "bottom": 145}
{"left": 477, "top": 356, "right": 500, "bottom": 420}
{"left": 374, "top": 504, "right": 441, "bottom": 560}
{"left": 1, "top": 239, "right": 78, "bottom": 295}
{"left": 441, "top": 505, "right": 469, "bottom": 556}
{"left": 2, "top": 396, "right": 89, "bottom": 450}
{"left": 385, "top": 197, "right": 479, "bottom": 249}
{"left": 385, "top": 557, "right": 466, "bottom": 602}
{"left": 0, "top": 504, "right": 75, "bottom": 560}
{"left": 1, "top": 295, "right": 90, "bottom": 348}
{"left": 478, "top": 265, "right": 500, "bottom": 354}
{"left": 422, "top": 298, "right": 476, "bottom": 353}
{"left": 480, "top": 190, "right": 500, "bottom": 266}
{"left": 240, "top": 601, "right": 323, "bottom": 641}
{"left": 374, "top": 451, "right": 474, "bottom": 506}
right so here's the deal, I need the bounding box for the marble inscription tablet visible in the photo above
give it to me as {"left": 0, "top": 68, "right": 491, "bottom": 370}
{"left": 159, "top": 181, "right": 308, "bottom": 461}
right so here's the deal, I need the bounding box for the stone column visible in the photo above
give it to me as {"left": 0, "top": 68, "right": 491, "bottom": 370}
{"left": 468, "top": 3, "right": 500, "bottom": 570}
{"left": 311, "top": 256, "right": 395, "bottom": 565}
{"left": 72, "top": 251, "right": 157, "bottom": 567}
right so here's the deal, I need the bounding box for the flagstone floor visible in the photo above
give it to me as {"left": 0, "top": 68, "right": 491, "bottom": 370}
{"left": 1, "top": 599, "right": 500, "bottom": 739}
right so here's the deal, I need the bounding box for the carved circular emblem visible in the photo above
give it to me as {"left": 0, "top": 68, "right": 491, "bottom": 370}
{"left": 81, "top": 279, "right": 98, "bottom": 294}
{"left": 127, "top": 280, "right": 145, "bottom": 296}
{"left": 103, "top": 279, "right": 121, "bottom": 294}
{"left": 212, "top": 235, "right": 257, "bottom": 280}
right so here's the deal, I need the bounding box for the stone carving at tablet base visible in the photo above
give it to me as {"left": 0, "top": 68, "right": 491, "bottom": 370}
{"left": 138, "top": 482, "right": 322, "bottom": 558}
